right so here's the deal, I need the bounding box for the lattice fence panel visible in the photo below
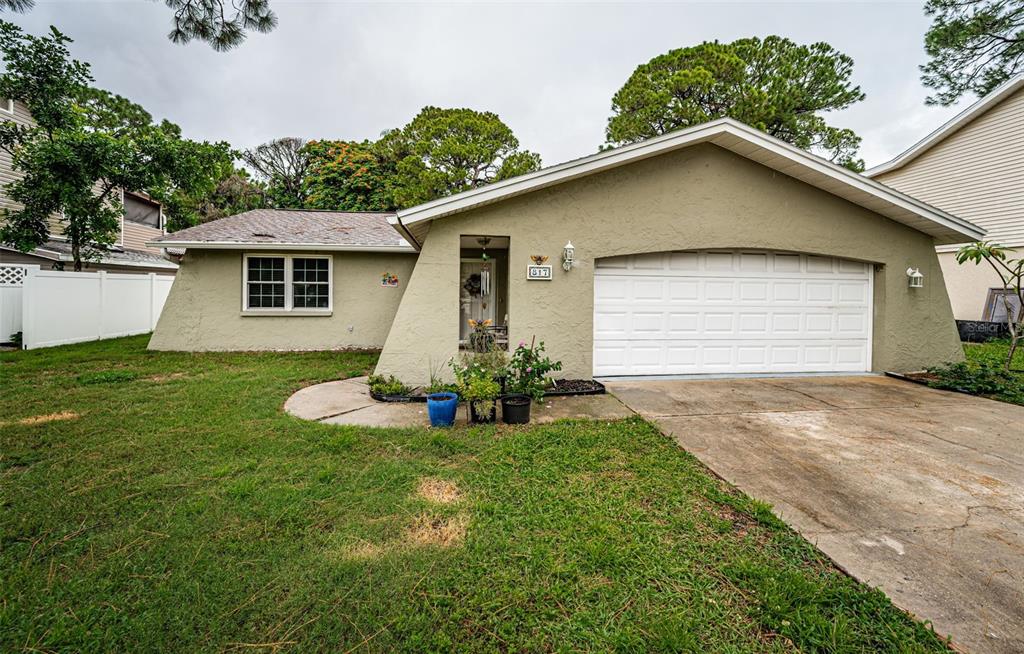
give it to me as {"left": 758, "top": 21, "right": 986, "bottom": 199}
{"left": 0, "top": 265, "right": 29, "bottom": 287}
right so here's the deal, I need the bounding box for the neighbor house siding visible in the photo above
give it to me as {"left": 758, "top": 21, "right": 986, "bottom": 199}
{"left": 149, "top": 249, "right": 417, "bottom": 351}
{"left": 375, "top": 143, "right": 963, "bottom": 383}
{"left": 122, "top": 220, "right": 166, "bottom": 255}
{"left": 0, "top": 100, "right": 34, "bottom": 216}
{"left": 873, "top": 86, "right": 1024, "bottom": 319}
{"left": 873, "top": 86, "right": 1024, "bottom": 249}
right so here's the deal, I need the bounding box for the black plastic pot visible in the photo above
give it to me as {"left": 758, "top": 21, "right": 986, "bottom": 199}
{"left": 500, "top": 394, "right": 532, "bottom": 424}
{"left": 468, "top": 400, "right": 496, "bottom": 424}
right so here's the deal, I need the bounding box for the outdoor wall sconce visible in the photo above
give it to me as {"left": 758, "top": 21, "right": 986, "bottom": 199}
{"left": 906, "top": 267, "right": 924, "bottom": 288}
{"left": 562, "top": 241, "right": 576, "bottom": 272}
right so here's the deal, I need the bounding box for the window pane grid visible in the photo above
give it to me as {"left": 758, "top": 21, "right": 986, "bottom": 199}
{"left": 293, "top": 258, "right": 329, "bottom": 309}
{"left": 244, "top": 256, "right": 330, "bottom": 311}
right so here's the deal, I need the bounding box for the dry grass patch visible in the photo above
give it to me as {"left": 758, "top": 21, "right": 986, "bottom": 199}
{"left": 416, "top": 477, "right": 463, "bottom": 504}
{"left": 405, "top": 513, "right": 468, "bottom": 548}
{"left": 14, "top": 410, "right": 80, "bottom": 426}
{"left": 145, "top": 372, "right": 189, "bottom": 383}
{"left": 336, "top": 540, "right": 387, "bottom": 562}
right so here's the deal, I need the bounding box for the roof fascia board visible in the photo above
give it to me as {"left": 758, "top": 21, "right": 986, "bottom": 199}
{"left": 149, "top": 241, "right": 417, "bottom": 253}
{"left": 866, "top": 74, "right": 1024, "bottom": 177}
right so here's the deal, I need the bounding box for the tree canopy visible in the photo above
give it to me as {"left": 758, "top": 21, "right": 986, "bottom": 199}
{"left": 303, "top": 140, "right": 393, "bottom": 212}
{"left": 0, "top": 0, "right": 276, "bottom": 51}
{"left": 0, "top": 21, "right": 233, "bottom": 268}
{"left": 921, "top": 0, "right": 1024, "bottom": 105}
{"left": 377, "top": 106, "right": 541, "bottom": 208}
{"left": 242, "top": 137, "right": 309, "bottom": 209}
{"left": 605, "top": 36, "right": 866, "bottom": 170}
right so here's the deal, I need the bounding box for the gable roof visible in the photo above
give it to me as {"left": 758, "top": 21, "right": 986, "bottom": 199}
{"left": 866, "top": 74, "right": 1024, "bottom": 178}
{"left": 391, "top": 117, "right": 985, "bottom": 248}
{"left": 150, "top": 209, "right": 415, "bottom": 252}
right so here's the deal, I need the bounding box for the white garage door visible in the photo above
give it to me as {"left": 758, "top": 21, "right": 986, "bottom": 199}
{"left": 593, "top": 251, "right": 872, "bottom": 376}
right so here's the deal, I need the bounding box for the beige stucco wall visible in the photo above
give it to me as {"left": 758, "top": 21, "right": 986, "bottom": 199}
{"left": 148, "top": 249, "right": 417, "bottom": 351}
{"left": 376, "top": 143, "right": 964, "bottom": 383}
{"left": 939, "top": 248, "right": 1020, "bottom": 320}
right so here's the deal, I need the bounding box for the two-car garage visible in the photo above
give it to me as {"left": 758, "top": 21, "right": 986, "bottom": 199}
{"left": 593, "top": 250, "right": 873, "bottom": 377}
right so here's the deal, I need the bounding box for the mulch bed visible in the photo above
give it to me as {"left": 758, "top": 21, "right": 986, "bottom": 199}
{"left": 544, "top": 379, "right": 606, "bottom": 397}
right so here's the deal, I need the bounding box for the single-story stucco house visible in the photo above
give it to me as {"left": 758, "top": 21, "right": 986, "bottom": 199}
{"left": 149, "top": 118, "right": 984, "bottom": 383}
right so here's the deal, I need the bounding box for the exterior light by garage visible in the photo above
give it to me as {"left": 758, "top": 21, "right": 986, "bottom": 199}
{"left": 906, "top": 267, "right": 924, "bottom": 288}
{"left": 562, "top": 241, "right": 575, "bottom": 271}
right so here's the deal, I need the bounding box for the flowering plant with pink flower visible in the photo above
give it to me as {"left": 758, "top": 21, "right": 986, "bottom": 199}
{"left": 506, "top": 337, "right": 562, "bottom": 402}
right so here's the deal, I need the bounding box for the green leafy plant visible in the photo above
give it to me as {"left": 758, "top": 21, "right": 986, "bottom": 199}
{"left": 367, "top": 374, "right": 411, "bottom": 397}
{"left": 77, "top": 370, "right": 138, "bottom": 385}
{"left": 458, "top": 376, "right": 500, "bottom": 405}
{"left": 505, "top": 338, "right": 562, "bottom": 402}
{"left": 926, "top": 359, "right": 1023, "bottom": 400}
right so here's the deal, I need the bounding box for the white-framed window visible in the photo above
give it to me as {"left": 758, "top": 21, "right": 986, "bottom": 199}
{"left": 0, "top": 98, "right": 13, "bottom": 115}
{"left": 242, "top": 254, "right": 332, "bottom": 313}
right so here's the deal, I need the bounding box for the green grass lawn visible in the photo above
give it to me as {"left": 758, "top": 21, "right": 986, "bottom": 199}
{"left": 1, "top": 336, "right": 949, "bottom": 652}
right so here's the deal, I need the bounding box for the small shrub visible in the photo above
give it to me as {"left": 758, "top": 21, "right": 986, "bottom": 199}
{"left": 506, "top": 338, "right": 562, "bottom": 402}
{"left": 926, "top": 360, "right": 1019, "bottom": 396}
{"left": 77, "top": 370, "right": 138, "bottom": 385}
{"left": 367, "top": 374, "right": 411, "bottom": 397}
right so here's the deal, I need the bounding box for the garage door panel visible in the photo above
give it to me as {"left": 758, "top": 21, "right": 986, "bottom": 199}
{"left": 594, "top": 250, "right": 871, "bottom": 376}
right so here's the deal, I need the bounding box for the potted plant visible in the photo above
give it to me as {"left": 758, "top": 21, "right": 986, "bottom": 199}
{"left": 450, "top": 354, "right": 502, "bottom": 424}
{"left": 502, "top": 338, "right": 562, "bottom": 424}
{"left": 424, "top": 363, "right": 459, "bottom": 427}
{"left": 426, "top": 390, "right": 459, "bottom": 427}
{"left": 461, "top": 376, "right": 500, "bottom": 424}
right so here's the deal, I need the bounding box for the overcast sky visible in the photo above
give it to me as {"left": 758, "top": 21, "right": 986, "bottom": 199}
{"left": 8, "top": 1, "right": 973, "bottom": 168}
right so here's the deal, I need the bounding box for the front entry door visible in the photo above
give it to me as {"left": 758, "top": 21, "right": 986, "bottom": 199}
{"left": 460, "top": 259, "right": 497, "bottom": 342}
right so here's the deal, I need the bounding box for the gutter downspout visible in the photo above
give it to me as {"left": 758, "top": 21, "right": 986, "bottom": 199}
{"left": 394, "top": 213, "right": 422, "bottom": 251}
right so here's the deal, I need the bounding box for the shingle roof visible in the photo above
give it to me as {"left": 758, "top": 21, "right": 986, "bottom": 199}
{"left": 12, "top": 239, "right": 179, "bottom": 269}
{"left": 152, "top": 209, "right": 414, "bottom": 251}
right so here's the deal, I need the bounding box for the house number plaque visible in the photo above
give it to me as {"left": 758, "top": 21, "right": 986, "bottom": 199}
{"left": 526, "top": 265, "right": 552, "bottom": 280}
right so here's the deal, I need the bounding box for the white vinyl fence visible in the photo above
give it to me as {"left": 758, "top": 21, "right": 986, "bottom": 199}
{"left": 0, "top": 264, "right": 173, "bottom": 349}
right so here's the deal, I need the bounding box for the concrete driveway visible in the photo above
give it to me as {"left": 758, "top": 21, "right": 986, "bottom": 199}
{"left": 605, "top": 375, "right": 1023, "bottom": 653}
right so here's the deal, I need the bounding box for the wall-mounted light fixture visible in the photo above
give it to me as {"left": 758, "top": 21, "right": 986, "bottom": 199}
{"left": 562, "top": 241, "right": 576, "bottom": 272}
{"left": 906, "top": 267, "right": 924, "bottom": 289}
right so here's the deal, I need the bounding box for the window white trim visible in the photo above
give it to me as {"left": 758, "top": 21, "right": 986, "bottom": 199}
{"left": 241, "top": 253, "right": 333, "bottom": 315}
{"left": 0, "top": 98, "right": 13, "bottom": 115}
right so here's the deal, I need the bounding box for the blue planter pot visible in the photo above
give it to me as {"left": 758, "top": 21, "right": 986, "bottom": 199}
{"left": 426, "top": 392, "right": 458, "bottom": 427}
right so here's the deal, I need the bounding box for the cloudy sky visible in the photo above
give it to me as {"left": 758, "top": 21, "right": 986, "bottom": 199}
{"left": 8, "top": 1, "right": 972, "bottom": 168}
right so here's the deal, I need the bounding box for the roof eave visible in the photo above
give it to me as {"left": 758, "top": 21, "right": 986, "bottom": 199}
{"left": 148, "top": 241, "right": 417, "bottom": 253}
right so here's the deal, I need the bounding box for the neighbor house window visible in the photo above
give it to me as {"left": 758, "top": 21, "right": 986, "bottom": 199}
{"left": 0, "top": 99, "right": 13, "bottom": 115}
{"left": 123, "top": 192, "right": 162, "bottom": 229}
{"left": 983, "top": 288, "right": 1022, "bottom": 322}
{"left": 243, "top": 254, "right": 332, "bottom": 313}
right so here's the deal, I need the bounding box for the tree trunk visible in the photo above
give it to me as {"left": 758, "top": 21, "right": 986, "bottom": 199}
{"left": 71, "top": 238, "right": 83, "bottom": 272}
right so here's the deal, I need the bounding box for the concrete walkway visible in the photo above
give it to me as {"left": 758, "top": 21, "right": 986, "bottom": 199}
{"left": 284, "top": 376, "right": 634, "bottom": 427}
{"left": 605, "top": 375, "right": 1024, "bottom": 654}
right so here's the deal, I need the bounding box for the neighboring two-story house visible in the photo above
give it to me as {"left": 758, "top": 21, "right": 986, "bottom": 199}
{"left": 868, "top": 75, "right": 1024, "bottom": 322}
{"left": 0, "top": 98, "right": 177, "bottom": 275}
